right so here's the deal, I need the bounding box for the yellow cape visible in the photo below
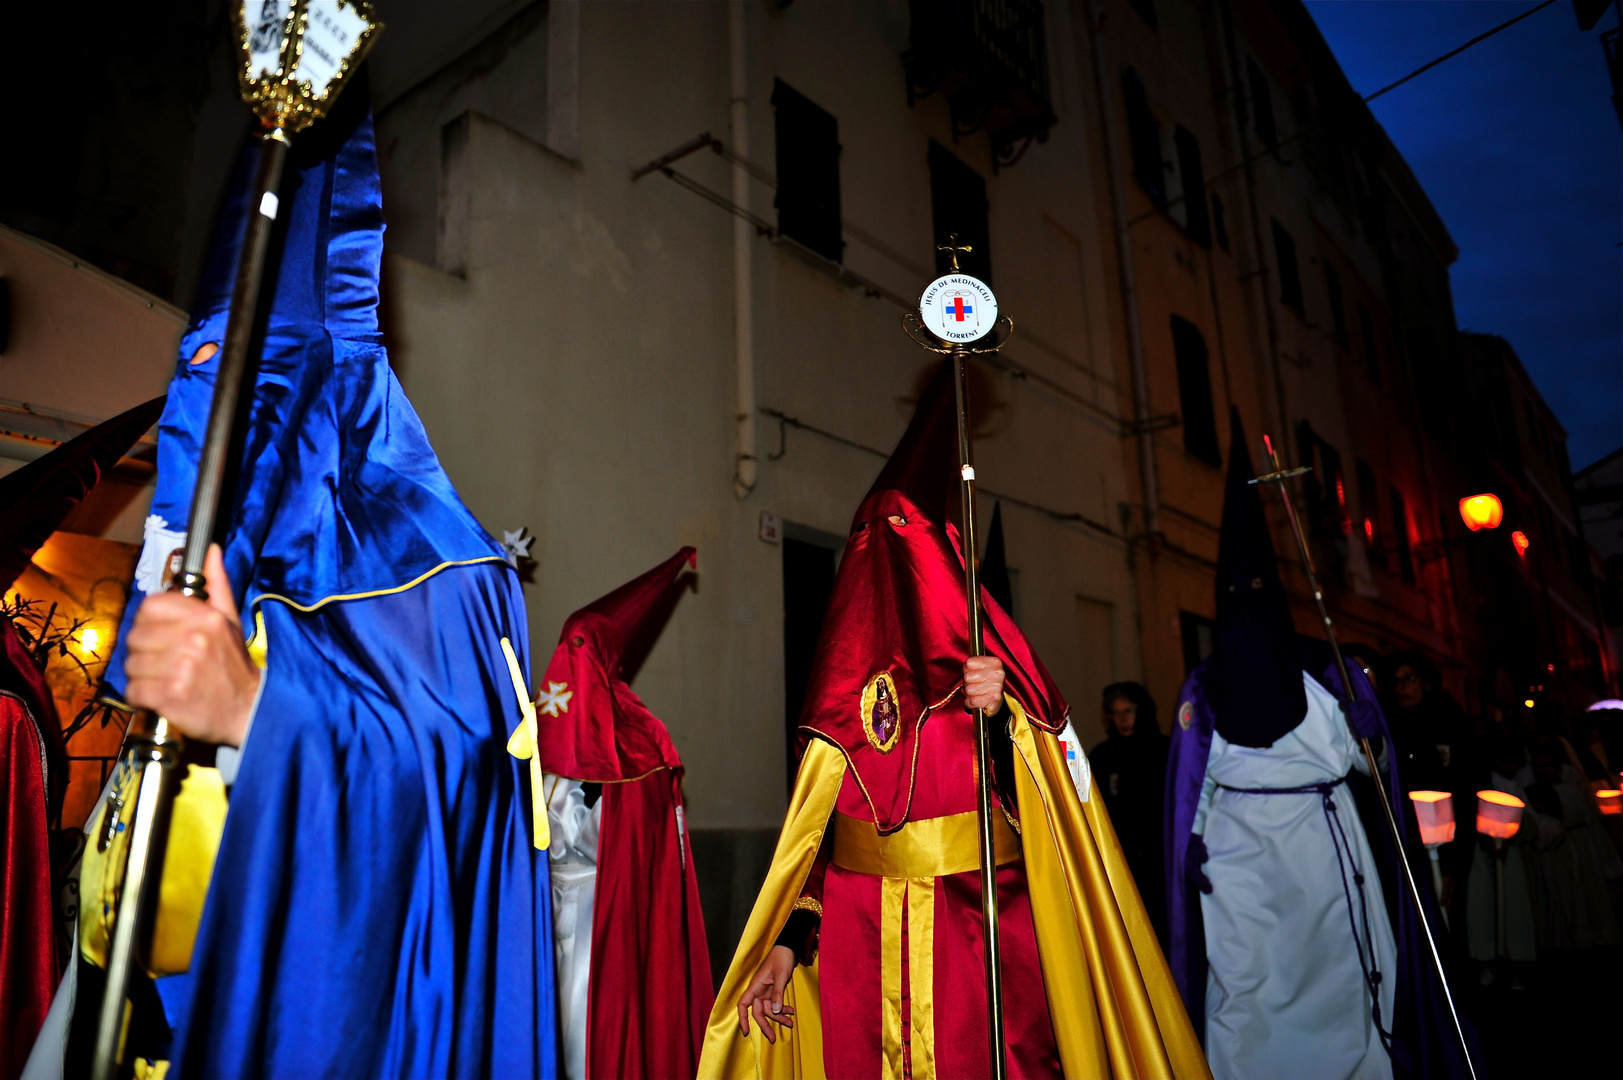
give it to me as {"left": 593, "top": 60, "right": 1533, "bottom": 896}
{"left": 698, "top": 697, "right": 1210, "bottom": 1079}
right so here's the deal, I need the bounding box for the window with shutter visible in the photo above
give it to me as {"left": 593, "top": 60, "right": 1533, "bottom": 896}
{"left": 1325, "top": 263, "right": 1348, "bottom": 347}
{"left": 1122, "top": 68, "right": 1166, "bottom": 209}
{"left": 1271, "top": 219, "right": 1304, "bottom": 314}
{"left": 928, "top": 141, "right": 994, "bottom": 283}
{"left": 771, "top": 79, "right": 844, "bottom": 263}
{"left": 1247, "top": 58, "right": 1277, "bottom": 150}
{"left": 1173, "top": 125, "right": 1210, "bottom": 247}
{"left": 1171, "top": 316, "right": 1220, "bottom": 466}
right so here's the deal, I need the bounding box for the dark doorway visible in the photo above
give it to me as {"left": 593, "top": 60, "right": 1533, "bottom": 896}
{"left": 782, "top": 534, "right": 838, "bottom": 790}
{"left": 1180, "top": 611, "right": 1217, "bottom": 675}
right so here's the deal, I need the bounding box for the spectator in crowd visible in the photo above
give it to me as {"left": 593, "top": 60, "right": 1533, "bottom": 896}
{"left": 1589, "top": 706, "right": 1623, "bottom": 780}
{"left": 1466, "top": 735, "right": 1537, "bottom": 986}
{"left": 1517, "top": 734, "right": 1623, "bottom": 950}
{"left": 1090, "top": 681, "right": 1168, "bottom": 941}
{"left": 1386, "top": 649, "right": 1478, "bottom": 929}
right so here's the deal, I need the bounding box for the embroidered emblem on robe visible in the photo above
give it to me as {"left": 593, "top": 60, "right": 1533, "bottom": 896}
{"left": 861, "top": 670, "right": 902, "bottom": 753}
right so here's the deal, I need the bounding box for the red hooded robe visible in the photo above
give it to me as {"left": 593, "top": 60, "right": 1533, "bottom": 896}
{"left": 0, "top": 395, "right": 163, "bottom": 1080}
{"left": 531, "top": 548, "right": 713, "bottom": 1080}
{"left": 700, "top": 363, "right": 1208, "bottom": 1080}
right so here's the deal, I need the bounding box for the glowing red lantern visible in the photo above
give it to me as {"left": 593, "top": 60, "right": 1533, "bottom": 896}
{"left": 1597, "top": 790, "right": 1622, "bottom": 817}
{"left": 1511, "top": 530, "right": 1530, "bottom": 557}
{"left": 1459, "top": 494, "right": 1503, "bottom": 531}
{"left": 1410, "top": 790, "right": 1456, "bottom": 846}
{"left": 1477, "top": 790, "right": 1524, "bottom": 840}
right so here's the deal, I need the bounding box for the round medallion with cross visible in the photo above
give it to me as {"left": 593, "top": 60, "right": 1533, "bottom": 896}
{"left": 919, "top": 234, "right": 998, "bottom": 344}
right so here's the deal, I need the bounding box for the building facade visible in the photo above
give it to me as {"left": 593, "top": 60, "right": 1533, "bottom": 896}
{"left": 368, "top": 0, "right": 1142, "bottom": 961}
{"left": 1575, "top": 447, "right": 1623, "bottom": 687}
{"left": 1075, "top": 0, "right": 1484, "bottom": 714}
{"left": 3, "top": 0, "right": 1615, "bottom": 969}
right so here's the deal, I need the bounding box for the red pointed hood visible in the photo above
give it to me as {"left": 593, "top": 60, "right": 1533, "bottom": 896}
{"left": 798, "top": 362, "right": 1067, "bottom": 830}
{"left": 0, "top": 397, "right": 164, "bottom": 593}
{"left": 533, "top": 547, "right": 696, "bottom": 782}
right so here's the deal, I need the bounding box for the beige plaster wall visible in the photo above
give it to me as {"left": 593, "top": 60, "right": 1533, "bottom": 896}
{"left": 384, "top": 1, "right": 1140, "bottom": 829}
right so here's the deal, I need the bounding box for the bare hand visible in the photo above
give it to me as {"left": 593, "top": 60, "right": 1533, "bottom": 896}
{"left": 124, "top": 544, "right": 261, "bottom": 746}
{"left": 737, "top": 945, "right": 797, "bottom": 1043}
{"left": 963, "top": 655, "right": 1005, "bottom": 716}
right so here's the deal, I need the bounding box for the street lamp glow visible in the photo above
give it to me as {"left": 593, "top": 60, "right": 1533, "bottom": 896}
{"left": 1459, "top": 494, "right": 1503, "bottom": 531}
{"left": 80, "top": 627, "right": 101, "bottom": 655}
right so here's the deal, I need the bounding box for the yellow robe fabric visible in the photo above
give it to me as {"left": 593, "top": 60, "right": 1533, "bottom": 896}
{"left": 698, "top": 698, "right": 1210, "bottom": 1080}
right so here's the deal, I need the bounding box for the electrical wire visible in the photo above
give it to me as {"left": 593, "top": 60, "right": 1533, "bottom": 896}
{"left": 1193, "top": 0, "right": 1559, "bottom": 195}
{"left": 1362, "top": 0, "right": 1558, "bottom": 103}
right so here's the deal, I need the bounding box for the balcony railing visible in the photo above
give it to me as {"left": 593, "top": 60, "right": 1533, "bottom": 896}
{"left": 905, "top": 0, "right": 1057, "bottom": 169}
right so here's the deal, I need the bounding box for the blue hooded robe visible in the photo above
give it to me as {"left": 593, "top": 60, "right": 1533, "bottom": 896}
{"left": 104, "top": 87, "right": 558, "bottom": 1079}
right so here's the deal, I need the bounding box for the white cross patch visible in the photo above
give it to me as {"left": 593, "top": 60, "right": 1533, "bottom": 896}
{"left": 536, "top": 681, "right": 573, "bottom": 717}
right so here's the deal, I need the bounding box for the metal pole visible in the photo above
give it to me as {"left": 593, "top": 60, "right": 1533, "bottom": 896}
{"left": 1495, "top": 842, "right": 1507, "bottom": 962}
{"left": 179, "top": 133, "right": 289, "bottom": 597}
{"left": 91, "top": 131, "right": 288, "bottom": 1080}
{"left": 952, "top": 345, "right": 1007, "bottom": 1080}
{"left": 89, "top": 731, "right": 180, "bottom": 1080}
{"left": 1253, "top": 438, "right": 1478, "bottom": 1080}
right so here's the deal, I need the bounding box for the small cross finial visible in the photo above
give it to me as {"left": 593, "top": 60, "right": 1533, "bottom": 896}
{"left": 937, "top": 232, "right": 973, "bottom": 272}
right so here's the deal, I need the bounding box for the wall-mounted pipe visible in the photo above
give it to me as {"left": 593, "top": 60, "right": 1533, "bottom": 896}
{"left": 729, "top": 1, "right": 757, "bottom": 499}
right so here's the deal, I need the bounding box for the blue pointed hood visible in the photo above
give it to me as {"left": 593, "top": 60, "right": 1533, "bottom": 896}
{"left": 109, "top": 83, "right": 504, "bottom": 689}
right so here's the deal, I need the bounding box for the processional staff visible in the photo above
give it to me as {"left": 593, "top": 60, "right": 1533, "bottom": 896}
{"left": 902, "top": 236, "right": 1014, "bottom": 1080}
{"left": 1250, "top": 435, "right": 1479, "bottom": 1080}
{"left": 90, "top": 5, "right": 381, "bottom": 1079}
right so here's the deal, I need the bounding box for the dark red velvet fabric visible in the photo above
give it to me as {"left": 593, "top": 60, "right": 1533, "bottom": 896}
{"left": 532, "top": 549, "right": 712, "bottom": 1079}
{"left": 821, "top": 863, "right": 1058, "bottom": 1079}
{"left": 0, "top": 620, "right": 64, "bottom": 1080}
{"left": 0, "top": 620, "right": 64, "bottom": 821}
{"left": 0, "top": 396, "right": 164, "bottom": 591}
{"left": 0, "top": 394, "right": 155, "bottom": 1080}
{"left": 588, "top": 769, "right": 711, "bottom": 1080}
{"left": 533, "top": 548, "right": 695, "bottom": 783}
{"left": 794, "top": 363, "right": 1067, "bottom": 1075}
{"left": 799, "top": 361, "right": 1069, "bottom": 830}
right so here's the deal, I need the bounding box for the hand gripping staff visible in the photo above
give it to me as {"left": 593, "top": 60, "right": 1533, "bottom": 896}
{"left": 902, "top": 236, "right": 1016, "bottom": 1080}
{"left": 1250, "top": 434, "right": 1478, "bottom": 1080}
{"left": 90, "top": 6, "right": 381, "bottom": 1078}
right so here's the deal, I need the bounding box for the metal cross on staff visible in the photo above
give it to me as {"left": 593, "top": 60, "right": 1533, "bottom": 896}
{"left": 90, "top": 5, "right": 381, "bottom": 1079}
{"left": 938, "top": 235, "right": 973, "bottom": 270}
{"left": 1250, "top": 434, "right": 1479, "bottom": 1080}
{"left": 902, "top": 235, "right": 1014, "bottom": 1080}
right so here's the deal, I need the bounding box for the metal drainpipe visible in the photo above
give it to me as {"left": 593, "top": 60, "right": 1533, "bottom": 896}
{"left": 730, "top": 1, "right": 757, "bottom": 499}
{"left": 1083, "top": 1, "right": 1160, "bottom": 544}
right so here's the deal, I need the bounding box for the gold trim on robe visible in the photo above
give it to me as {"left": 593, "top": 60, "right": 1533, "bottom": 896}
{"left": 904, "top": 875, "right": 936, "bottom": 1078}
{"left": 697, "top": 700, "right": 1211, "bottom": 1079}
{"left": 700, "top": 738, "right": 845, "bottom": 1079}
{"left": 880, "top": 876, "right": 907, "bottom": 1080}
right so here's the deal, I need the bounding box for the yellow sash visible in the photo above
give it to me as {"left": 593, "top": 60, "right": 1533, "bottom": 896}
{"left": 697, "top": 700, "right": 1212, "bottom": 1079}
{"left": 829, "top": 809, "right": 1020, "bottom": 878}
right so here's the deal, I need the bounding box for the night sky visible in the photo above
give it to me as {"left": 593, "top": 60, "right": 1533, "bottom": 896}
{"left": 1306, "top": 0, "right": 1621, "bottom": 471}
